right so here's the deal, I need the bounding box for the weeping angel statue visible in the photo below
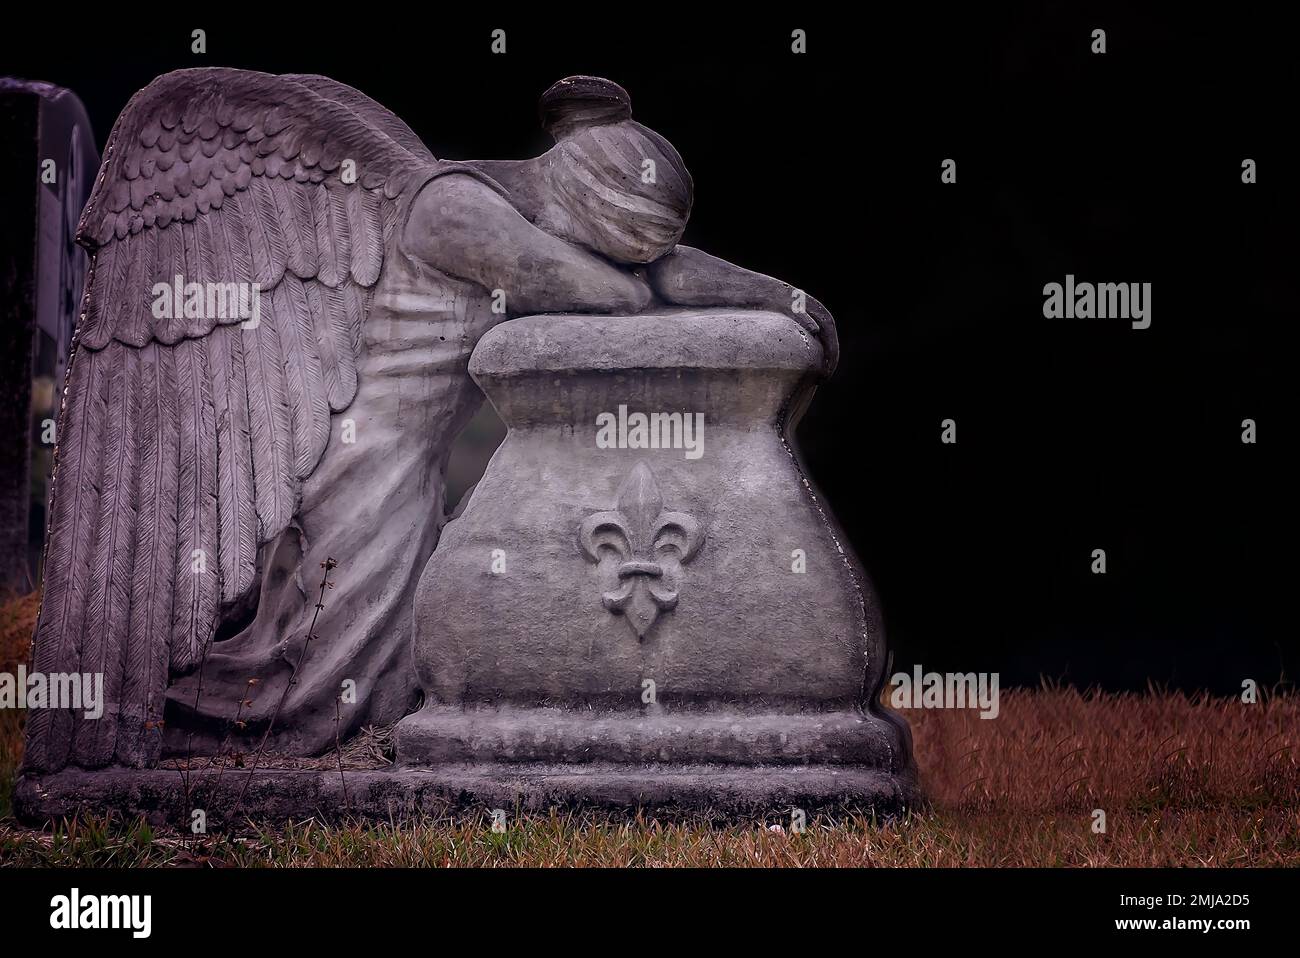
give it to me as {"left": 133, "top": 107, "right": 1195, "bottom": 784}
{"left": 23, "top": 69, "right": 837, "bottom": 772}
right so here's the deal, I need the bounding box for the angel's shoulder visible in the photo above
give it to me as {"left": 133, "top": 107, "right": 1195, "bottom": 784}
{"left": 411, "top": 172, "right": 514, "bottom": 224}
{"left": 404, "top": 171, "right": 525, "bottom": 266}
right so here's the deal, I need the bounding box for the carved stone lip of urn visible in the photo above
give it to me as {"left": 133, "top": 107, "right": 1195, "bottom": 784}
{"left": 395, "top": 308, "right": 917, "bottom": 808}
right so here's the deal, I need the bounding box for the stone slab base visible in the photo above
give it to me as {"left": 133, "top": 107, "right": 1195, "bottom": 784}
{"left": 394, "top": 705, "right": 908, "bottom": 766}
{"left": 15, "top": 763, "right": 919, "bottom": 830}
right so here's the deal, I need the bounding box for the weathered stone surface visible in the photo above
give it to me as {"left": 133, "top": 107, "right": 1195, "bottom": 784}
{"left": 395, "top": 706, "right": 903, "bottom": 766}
{"left": 408, "top": 309, "right": 868, "bottom": 708}
{"left": 22, "top": 71, "right": 845, "bottom": 777}
{"left": 15, "top": 764, "right": 914, "bottom": 830}
{"left": 396, "top": 308, "right": 916, "bottom": 809}
{"left": 0, "top": 79, "right": 98, "bottom": 593}
{"left": 18, "top": 71, "right": 912, "bottom": 819}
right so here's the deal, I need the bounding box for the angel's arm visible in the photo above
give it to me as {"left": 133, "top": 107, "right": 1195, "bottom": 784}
{"left": 647, "top": 245, "right": 839, "bottom": 375}
{"left": 404, "top": 174, "right": 652, "bottom": 315}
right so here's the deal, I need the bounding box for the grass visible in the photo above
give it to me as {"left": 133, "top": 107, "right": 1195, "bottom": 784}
{"left": 0, "top": 591, "right": 37, "bottom": 822}
{"left": 1, "top": 590, "right": 1297, "bottom": 866}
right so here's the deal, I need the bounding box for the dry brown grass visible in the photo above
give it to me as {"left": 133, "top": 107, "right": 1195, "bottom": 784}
{"left": 0, "top": 589, "right": 1297, "bottom": 866}
{"left": 0, "top": 591, "right": 38, "bottom": 819}
{"left": 0, "top": 591, "right": 36, "bottom": 677}
{"left": 910, "top": 682, "right": 1300, "bottom": 815}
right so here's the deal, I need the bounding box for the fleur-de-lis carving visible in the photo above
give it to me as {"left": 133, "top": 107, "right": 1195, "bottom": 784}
{"left": 578, "top": 461, "right": 704, "bottom": 639}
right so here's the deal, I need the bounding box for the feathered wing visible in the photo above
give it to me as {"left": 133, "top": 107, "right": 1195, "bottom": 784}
{"left": 24, "top": 68, "right": 438, "bottom": 773}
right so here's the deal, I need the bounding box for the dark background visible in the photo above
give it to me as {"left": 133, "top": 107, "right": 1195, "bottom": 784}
{"left": 2, "top": 9, "right": 1293, "bottom": 693}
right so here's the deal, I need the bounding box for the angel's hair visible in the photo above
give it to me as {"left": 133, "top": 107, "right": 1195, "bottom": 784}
{"left": 540, "top": 77, "right": 693, "bottom": 264}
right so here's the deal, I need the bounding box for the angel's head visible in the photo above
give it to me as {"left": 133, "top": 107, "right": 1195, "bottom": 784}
{"left": 534, "top": 77, "right": 693, "bottom": 265}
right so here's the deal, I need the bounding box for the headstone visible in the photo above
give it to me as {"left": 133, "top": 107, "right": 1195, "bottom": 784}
{"left": 0, "top": 79, "right": 98, "bottom": 593}
{"left": 16, "top": 70, "right": 915, "bottom": 823}
{"left": 394, "top": 309, "right": 916, "bottom": 808}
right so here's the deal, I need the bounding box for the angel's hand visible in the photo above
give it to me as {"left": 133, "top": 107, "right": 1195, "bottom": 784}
{"left": 796, "top": 292, "right": 839, "bottom": 377}
{"left": 647, "top": 246, "right": 840, "bottom": 377}
{"left": 624, "top": 266, "right": 655, "bottom": 312}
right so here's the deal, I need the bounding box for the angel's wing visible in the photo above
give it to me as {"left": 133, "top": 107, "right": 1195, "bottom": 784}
{"left": 24, "top": 68, "right": 439, "bottom": 773}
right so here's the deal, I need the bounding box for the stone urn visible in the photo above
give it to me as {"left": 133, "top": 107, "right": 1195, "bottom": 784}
{"left": 394, "top": 308, "right": 917, "bottom": 811}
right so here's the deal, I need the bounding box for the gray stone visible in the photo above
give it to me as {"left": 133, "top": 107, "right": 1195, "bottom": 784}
{"left": 17, "top": 69, "right": 914, "bottom": 821}
{"left": 15, "top": 765, "right": 911, "bottom": 830}
{"left": 0, "top": 79, "right": 98, "bottom": 593}
{"left": 393, "top": 307, "right": 916, "bottom": 807}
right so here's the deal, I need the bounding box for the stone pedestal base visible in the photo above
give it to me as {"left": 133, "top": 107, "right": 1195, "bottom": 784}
{"left": 394, "top": 705, "right": 911, "bottom": 766}
{"left": 15, "top": 763, "right": 918, "bottom": 830}
{"left": 393, "top": 308, "right": 918, "bottom": 814}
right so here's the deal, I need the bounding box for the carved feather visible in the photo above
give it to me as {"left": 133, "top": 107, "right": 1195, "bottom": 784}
{"left": 24, "top": 346, "right": 108, "bottom": 773}
{"left": 242, "top": 310, "right": 297, "bottom": 539}
{"left": 118, "top": 344, "right": 178, "bottom": 766}
{"left": 291, "top": 180, "right": 322, "bottom": 277}
{"left": 381, "top": 194, "right": 401, "bottom": 248}
{"left": 354, "top": 287, "right": 373, "bottom": 356}
{"left": 153, "top": 224, "right": 187, "bottom": 344}
{"left": 312, "top": 282, "right": 356, "bottom": 411}
{"left": 78, "top": 251, "right": 108, "bottom": 349}
{"left": 218, "top": 190, "right": 255, "bottom": 286}
{"left": 245, "top": 178, "right": 287, "bottom": 288}
{"left": 326, "top": 185, "right": 352, "bottom": 289}
{"left": 269, "top": 177, "right": 315, "bottom": 279}
{"left": 277, "top": 276, "right": 331, "bottom": 477}
{"left": 72, "top": 346, "right": 141, "bottom": 768}
{"left": 107, "top": 236, "right": 134, "bottom": 340}
{"left": 120, "top": 230, "right": 155, "bottom": 348}
{"left": 171, "top": 337, "right": 219, "bottom": 673}
{"left": 346, "top": 185, "right": 384, "bottom": 286}
{"left": 209, "top": 325, "right": 259, "bottom": 604}
{"left": 82, "top": 240, "right": 129, "bottom": 350}
{"left": 311, "top": 184, "right": 339, "bottom": 287}
{"left": 193, "top": 212, "right": 223, "bottom": 288}
{"left": 177, "top": 221, "right": 206, "bottom": 341}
